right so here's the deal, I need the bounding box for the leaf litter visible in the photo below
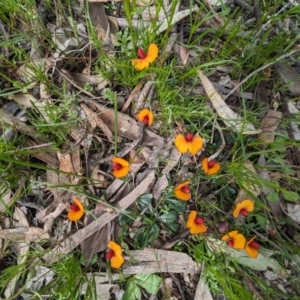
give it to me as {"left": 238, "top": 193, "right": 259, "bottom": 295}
{"left": 0, "top": 0, "right": 300, "bottom": 299}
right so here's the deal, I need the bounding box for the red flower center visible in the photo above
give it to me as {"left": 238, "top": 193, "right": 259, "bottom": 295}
{"left": 106, "top": 250, "right": 115, "bottom": 260}
{"left": 240, "top": 208, "right": 249, "bottom": 216}
{"left": 112, "top": 163, "right": 122, "bottom": 170}
{"left": 195, "top": 217, "right": 204, "bottom": 225}
{"left": 208, "top": 160, "right": 215, "bottom": 168}
{"left": 181, "top": 186, "right": 190, "bottom": 193}
{"left": 185, "top": 133, "right": 194, "bottom": 142}
{"left": 69, "top": 204, "right": 80, "bottom": 212}
{"left": 249, "top": 240, "right": 259, "bottom": 249}
{"left": 227, "top": 239, "right": 234, "bottom": 247}
{"left": 142, "top": 116, "right": 149, "bottom": 124}
{"left": 137, "top": 48, "right": 147, "bottom": 59}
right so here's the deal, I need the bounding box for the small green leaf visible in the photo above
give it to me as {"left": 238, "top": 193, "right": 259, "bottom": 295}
{"left": 137, "top": 194, "right": 153, "bottom": 212}
{"left": 282, "top": 190, "right": 299, "bottom": 202}
{"left": 165, "top": 198, "right": 187, "bottom": 212}
{"left": 134, "top": 274, "right": 162, "bottom": 294}
{"left": 266, "top": 192, "right": 279, "bottom": 202}
{"left": 123, "top": 280, "right": 141, "bottom": 300}
{"left": 160, "top": 211, "right": 178, "bottom": 224}
{"left": 255, "top": 214, "right": 267, "bottom": 229}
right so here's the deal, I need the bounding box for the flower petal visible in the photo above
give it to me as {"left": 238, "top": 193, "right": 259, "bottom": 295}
{"left": 107, "top": 241, "right": 122, "bottom": 256}
{"left": 233, "top": 199, "right": 254, "bottom": 218}
{"left": 112, "top": 157, "right": 129, "bottom": 167}
{"left": 187, "top": 136, "right": 203, "bottom": 155}
{"left": 175, "top": 134, "right": 188, "bottom": 153}
{"left": 221, "top": 230, "right": 238, "bottom": 241}
{"left": 245, "top": 237, "right": 259, "bottom": 258}
{"left": 233, "top": 233, "right": 246, "bottom": 249}
{"left": 175, "top": 181, "right": 191, "bottom": 190}
{"left": 131, "top": 58, "right": 150, "bottom": 70}
{"left": 111, "top": 254, "right": 125, "bottom": 268}
{"left": 146, "top": 43, "right": 158, "bottom": 63}
{"left": 137, "top": 109, "right": 154, "bottom": 126}
{"left": 68, "top": 210, "right": 84, "bottom": 221}
{"left": 186, "top": 211, "right": 197, "bottom": 229}
{"left": 113, "top": 166, "right": 130, "bottom": 178}
{"left": 67, "top": 198, "right": 84, "bottom": 221}
{"left": 208, "top": 162, "right": 221, "bottom": 175}
{"left": 174, "top": 189, "right": 191, "bottom": 201}
{"left": 202, "top": 158, "right": 209, "bottom": 174}
{"left": 189, "top": 223, "right": 208, "bottom": 234}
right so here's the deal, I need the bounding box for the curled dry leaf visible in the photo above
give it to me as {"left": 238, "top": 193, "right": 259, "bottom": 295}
{"left": 287, "top": 204, "right": 300, "bottom": 223}
{"left": 258, "top": 109, "right": 282, "bottom": 147}
{"left": 0, "top": 227, "right": 50, "bottom": 242}
{"left": 198, "top": 70, "right": 261, "bottom": 135}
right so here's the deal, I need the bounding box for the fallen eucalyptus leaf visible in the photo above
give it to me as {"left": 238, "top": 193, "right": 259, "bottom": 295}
{"left": 198, "top": 70, "right": 261, "bottom": 135}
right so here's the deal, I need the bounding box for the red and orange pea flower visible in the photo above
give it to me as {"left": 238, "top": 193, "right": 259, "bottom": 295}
{"left": 245, "top": 236, "right": 260, "bottom": 258}
{"left": 221, "top": 230, "right": 246, "bottom": 250}
{"left": 232, "top": 199, "right": 254, "bottom": 218}
{"left": 131, "top": 43, "right": 158, "bottom": 70}
{"left": 112, "top": 157, "right": 130, "bottom": 178}
{"left": 186, "top": 211, "right": 208, "bottom": 234}
{"left": 67, "top": 198, "right": 85, "bottom": 221}
{"left": 202, "top": 158, "right": 221, "bottom": 175}
{"left": 106, "top": 241, "right": 125, "bottom": 269}
{"left": 174, "top": 133, "right": 204, "bottom": 155}
{"left": 174, "top": 181, "right": 191, "bottom": 201}
{"left": 137, "top": 109, "right": 154, "bottom": 126}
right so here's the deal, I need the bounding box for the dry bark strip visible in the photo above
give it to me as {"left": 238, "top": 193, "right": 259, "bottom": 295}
{"left": 43, "top": 171, "right": 155, "bottom": 264}
{"left": 123, "top": 248, "right": 201, "bottom": 275}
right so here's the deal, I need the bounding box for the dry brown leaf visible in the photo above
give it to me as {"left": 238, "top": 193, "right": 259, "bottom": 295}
{"left": 0, "top": 227, "right": 49, "bottom": 242}
{"left": 81, "top": 103, "right": 114, "bottom": 143}
{"left": 194, "top": 276, "right": 214, "bottom": 300}
{"left": 258, "top": 110, "right": 282, "bottom": 146}
{"left": 142, "top": 129, "right": 166, "bottom": 149}
{"left": 5, "top": 207, "right": 30, "bottom": 298}
{"left": 198, "top": 70, "right": 261, "bottom": 135}
{"left": 81, "top": 206, "right": 108, "bottom": 266}
{"left": 153, "top": 148, "right": 181, "bottom": 200}
{"left": 11, "top": 93, "right": 52, "bottom": 123}
{"left": 274, "top": 62, "right": 300, "bottom": 96}
{"left": 43, "top": 171, "right": 156, "bottom": 264}
{"left": 123, "top": 248, "right": 201, "bottom": 274}
{"left": 26, "top": 140, "right": 58, "bottom": 168}
{"left": 86, "top": 101, "right": 140, "bottom": 140}
{"left": 63, "top": 72, "right": 109, "bottom": 90}
{"left": 57, "top": 151, "right": 75, "bottom": 174}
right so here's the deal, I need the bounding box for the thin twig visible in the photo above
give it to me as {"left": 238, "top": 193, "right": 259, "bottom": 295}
{"left": 223, "top": 49, "right": 300, "bottom": 101}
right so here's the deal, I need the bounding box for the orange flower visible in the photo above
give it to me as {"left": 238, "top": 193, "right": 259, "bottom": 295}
{"left": 131, "top": 43, "right": 158, "bottom": 70}
{"left": 221, "top": 230, "right": 246, "bottom": 250}
{"left": 186, "top": 211, "right": 208, "bottom": 234}
{"left": 202, "top": 158, "right": 221, "bottom": 175}
{"left": 174, "top": 181, "right": 191, "bottom": 201}
{"left": 137, "top": 109, "right": 154, "bottom": 126}
{"left": 67, "top": 198, "right": 85, "bottom": 221}
{"left": 112, "top": 157, "right": 130, "bottom": 178}
{"left": 106, "top": 241, "right": 125, "bottom": 269}
{"left": 232, "top": 199, "right": 254, "bottom": 218}
{"left": 245, "top": 236, "right": 259, "bottom": 258}
{"left": 174, "top": 133, "right": 204, "bottom": 155}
